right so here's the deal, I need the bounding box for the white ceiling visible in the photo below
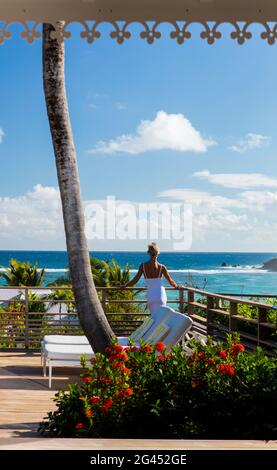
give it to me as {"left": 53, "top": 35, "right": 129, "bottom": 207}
{"left": 0, "top": 0, "right": 276, "bottom": 22}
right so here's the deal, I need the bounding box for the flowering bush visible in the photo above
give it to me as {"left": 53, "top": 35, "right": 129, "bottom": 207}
{"left": 39, "top": 335, "right": 277, "bottom": 439}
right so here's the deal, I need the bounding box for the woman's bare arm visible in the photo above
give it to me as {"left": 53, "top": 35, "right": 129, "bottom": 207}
{"left": 162, "top": 265, "right": 181, "bottom": 288}
{"left": 124, "top": 264, "right": 143, "bottom": 288}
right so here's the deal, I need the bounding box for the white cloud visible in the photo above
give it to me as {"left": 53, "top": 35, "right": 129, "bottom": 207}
{"left": 158, "top": 185, "right": 277, "bottom": 249}
{"left": 239, "top": 190, "right": 277, "bottom": 210}
{"left": 0, "top": 185, "right": 64, "bottom": 248}
{"left": 88, "top": 95, "right": 126, "bottom": 111}
{"left": 115, "top": 101, "right": 126, "bottom": 111}
{"left": 0, "top": 128, "right": 4, "bottom": 143}
{"left": 1, "top": 183, "right": 277, "bottom": 251}
{"left": 158, "top": 188, "right": 243, "bottom": 209}
{"left": 193, "top": 170, "right": 277, "bottom": 189}
{"left": 228, "top": 133, "right": 270, "bottom": 153}
{"left": 89, "top": 111, "right": 216, "bottom": 155}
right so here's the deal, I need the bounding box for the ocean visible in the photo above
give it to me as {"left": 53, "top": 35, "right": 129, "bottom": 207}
{"left": 0, "top": 251, "right": 277, "bottom": 295}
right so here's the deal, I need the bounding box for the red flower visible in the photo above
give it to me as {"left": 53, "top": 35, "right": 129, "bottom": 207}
{"left": 83, "top": 376, "right": 92, "bottom": 383}
{"left": 218, "top": 363, "right": 235, "bottom": 377}
{"left": 130, "top": 346, "right": 139, "bottom": 352}
{"left": 156, "top": 342, "right": 166, "bottom": 352}
{"left": 75, "top": 422, "right": 84, "bottom": 430}
{"left": 109, "top": 353, "right": 118, "bottom": 361}
{"left": 122, "top": 367, "right": 131, "bottom": 374}
{"left": 112, "top": 361, "right": 123, "bottom": 370}
{"left": 142, "top": 345, "right": 153, "bottom": 353}
{"left": 218, "top": 364, "right": 226, "bottom": 374}
{"left": 117, "top": 352, "right": 129, "bottom": 361}
{"left": 219, "top": 350, "right": 228, "bottom": 360}
{"left": 85, "top": 409, "right": 93, "bottom": 418}
{"left": 224, "top": 364, "right": 235, "bottom": 376}
{"left": 166, "top": 353, "right": 173, "bottom": 359}
{"left": 231, "top": 343, "right": 245, "bottom": 353}
{"left": 102, "top": 399, "right": 113, "bottom": 413}
{"left": 191, "top": 379, "right": 199, "bottom": 389}
{"left": 191, "top": 352, "right": 201, "bottom": 362}
{"left": 114, "top": 344, "right": 124, "bottom": 352}
{"left": 100, "top": 377, "right": 113, "bottom": 384}
{"left": 90, "top": 396, "right": 100, "bottom": 404}
{"left": 157, "top": 355, "right": 165, "bottom": 361}
{"left": 116, "top": 388, "right": 133, "bottom": 399}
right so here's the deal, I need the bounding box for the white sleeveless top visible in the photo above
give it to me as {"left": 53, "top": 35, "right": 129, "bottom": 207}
{"left": 143, "top": 263, "right": 167, "bottom": 305}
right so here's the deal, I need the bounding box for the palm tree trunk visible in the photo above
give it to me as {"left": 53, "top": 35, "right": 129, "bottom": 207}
{"left": 42, "top": 22, "right": 115, "bottom": 352}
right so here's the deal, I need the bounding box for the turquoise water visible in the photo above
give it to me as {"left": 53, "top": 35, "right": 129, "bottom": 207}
{"left": 0, "top": 251, "right": 277, "bottom": 295}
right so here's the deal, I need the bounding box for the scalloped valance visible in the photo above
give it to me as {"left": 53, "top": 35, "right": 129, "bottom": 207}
{"left": 1, "top": 0, "right": 277, "bottom": 44}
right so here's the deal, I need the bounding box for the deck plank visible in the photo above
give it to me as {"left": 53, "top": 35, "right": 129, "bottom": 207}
{"left": 0, "top": 352, "right": 276, "bottom": 449}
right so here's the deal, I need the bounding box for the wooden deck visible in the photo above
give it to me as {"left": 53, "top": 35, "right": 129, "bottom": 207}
{"left": 0, "top": 352, "right": 276, "bottom": 450}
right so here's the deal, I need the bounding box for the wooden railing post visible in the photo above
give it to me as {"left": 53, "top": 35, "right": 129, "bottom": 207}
{"left": 258, "top": 307, "right": 267, "bottom": 346}
{"left": 101, "top": 288, "right": 107, "bottom": 315}
{"left": 229, "top": 301, "right": 238, "bottom": 332}
{"left": 206, "top": 295, "right": 214, "bottom": 335}
{"left": 179, "top": 288, "right": 185, "bottom": 314}
{"left": 187, "top": 289, "right": 194, "bottom": 316}
{"left": 24, "top": 288, "right": 29, "bottom": 349}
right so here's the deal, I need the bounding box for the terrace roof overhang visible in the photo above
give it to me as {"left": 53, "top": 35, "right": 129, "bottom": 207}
{"left": 0, "top": 0, "right": 276, "bottom": 23}
{"left": 1, "top": 0, "right": 277, "bottom": 44}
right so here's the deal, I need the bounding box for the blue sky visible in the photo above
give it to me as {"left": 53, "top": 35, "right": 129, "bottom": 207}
{"left": 0, "top": 23, "right": 277, "bottom": 251}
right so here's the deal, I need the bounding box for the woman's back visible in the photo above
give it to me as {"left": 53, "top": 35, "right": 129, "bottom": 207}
{"left": 142, "top": 260, "right": 163, "bottom": 279}
{"left": 124, "top": 243, "right": 180, "bottom": 316}
{"left": 142, "top": 262, "right": 166, "bottom": 306}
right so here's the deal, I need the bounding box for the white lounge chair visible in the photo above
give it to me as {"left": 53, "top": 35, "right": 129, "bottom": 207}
{"left": 41, "top": 308, "right": 172, "bottom": 374}
{"left": 42, "top": 306, "right": 192, "bottom": 388}
{"left": 152, "top": 306, "right": 193, "bottom": 349}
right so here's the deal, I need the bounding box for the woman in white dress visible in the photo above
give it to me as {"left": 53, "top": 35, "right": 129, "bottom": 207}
{"left": 124, "top": 243, "right": 182, "bottom": 317}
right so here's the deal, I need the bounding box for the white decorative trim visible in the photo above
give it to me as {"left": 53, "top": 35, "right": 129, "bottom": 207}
{"left": 1, "top": 20, "right": 277, "bottom": 45}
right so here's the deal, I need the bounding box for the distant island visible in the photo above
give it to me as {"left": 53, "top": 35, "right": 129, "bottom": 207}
{"left": 220, "top": 258, "right": 277, "bottom": 271}
{"left": 220, "top": 262, "right": 241, "bottom": 268}
{"left": 260, "top": 258, "right": 277, "bottom": 272}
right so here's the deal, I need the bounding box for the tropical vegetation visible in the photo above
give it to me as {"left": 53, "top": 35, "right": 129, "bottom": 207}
{"left": 0, "top": 259, "right": 45, "bottom": 286}
{"left": 39, "top": 334, "right": 277, "bottom": 439}
{"left": 0, "top": 257, "right": 142, "bottom": 347}
{"left": 53, "top": 257, "right": 142, "bottom": 315}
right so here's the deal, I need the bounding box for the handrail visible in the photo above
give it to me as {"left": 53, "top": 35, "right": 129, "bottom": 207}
{"left": 0, "top": 285, "right": 184, "bottom": 290}
{"left": 185, "top": 287, "right": 277, "bottom": 354}
{"left": 186, "top": 287, "right": 276, "bottom": 309}
{"left": 218, "top": 293, "right": 277, "bottom": 298}
{"left": 0, "top": 285, "right": 276, "bottom": 353}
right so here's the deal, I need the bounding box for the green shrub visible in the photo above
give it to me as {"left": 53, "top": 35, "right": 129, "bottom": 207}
{"left": 0, "top": 259, "right": 45, "bottom": 286}
{"left": 39, "top": 336, "right": 277, "bottom": 439}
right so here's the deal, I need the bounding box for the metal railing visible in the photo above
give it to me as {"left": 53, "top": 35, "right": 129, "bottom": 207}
{"left": 0, "top": 285, "right": 276, "bottom": 353}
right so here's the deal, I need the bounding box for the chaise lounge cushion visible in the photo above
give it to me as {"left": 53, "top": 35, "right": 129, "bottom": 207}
{"left": 163, "top": 311, "right": 193, "bottom": 348}
{"left": 43, "top": 335, "right": 90, "bottom": 345}
{"left": 44, "top": 343, "right": 94, "bottom": 361}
